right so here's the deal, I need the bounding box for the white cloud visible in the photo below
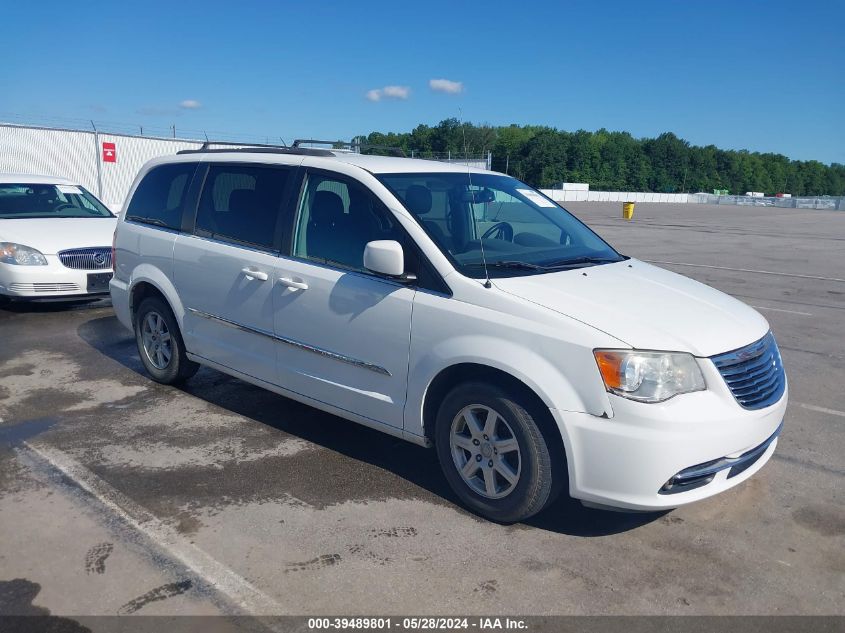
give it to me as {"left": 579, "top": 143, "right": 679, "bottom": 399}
{"left": 429, "top": 78, "right": 464, "bottom": 94}
{"left": 365, "top": 85, "right": 410, "bottom": 101}
{"left": 179, "top": 99, "right": 202, "bottom": 109}
{"left": 382, "top": 85, "right": 410, "bottom": 99}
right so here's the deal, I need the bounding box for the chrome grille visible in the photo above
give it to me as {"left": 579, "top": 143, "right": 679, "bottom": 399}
{"left": 711, "top": 332, "right": 786, "bottom": 410}
{"left": 58, "top": 247, "right": 112, "bottom": 270}
{"left": 9, "top": 282, "right": 80, "bottom": 292}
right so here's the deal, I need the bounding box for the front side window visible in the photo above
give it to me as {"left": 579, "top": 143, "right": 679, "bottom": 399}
{"left": 377, "top": 173, "right": 624, "bottom": 278}
{"left": 126, "top": 163, "right": 198, "bottom": 230}
{"left": 292, "top": 173, "right": 404, "bottom": 272}
{"left": 194, "top": 164, "right": 293, "bottom": 250}
{"left": 0, "top": 183, "right": 112, "bottom": 219}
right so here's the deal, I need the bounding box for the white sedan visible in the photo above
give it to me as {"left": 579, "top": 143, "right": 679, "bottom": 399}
{"left": 0, "top": 174, "right": 117, "bottom": 302}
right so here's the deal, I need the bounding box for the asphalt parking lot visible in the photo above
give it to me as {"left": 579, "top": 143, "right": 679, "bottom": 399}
{"left": 1, "top": 203, "right": 843, "bottom": 618}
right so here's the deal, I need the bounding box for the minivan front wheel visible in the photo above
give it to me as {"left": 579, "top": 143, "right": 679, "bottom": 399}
{"left": 135, "top": 297, "right": 198, "bottom": 384}
{"left": 449, "top": 404, "right": 522, "bottom": 499}
{"left": 435, "top": 382, "right": 560, "bottom": 523}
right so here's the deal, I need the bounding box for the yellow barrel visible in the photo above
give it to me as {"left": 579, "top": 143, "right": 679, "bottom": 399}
{"left": 622, "top": 201, "right": 635, "bottom": 220}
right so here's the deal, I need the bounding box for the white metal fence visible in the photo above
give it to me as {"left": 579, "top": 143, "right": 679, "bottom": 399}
{"left": 437, "top": 157, "right": 491, "bottom": 170}
{"left": 541, "top": 189, "right": 691, "bottom": 204}
{"left": 0, "top": 123, "right": 204, "bottom": 210}
{"left": 542, "top": 189, "right": 845, "bottom": 209}
{"left": 687, "top": 193, "right": 845, "bottom": 210}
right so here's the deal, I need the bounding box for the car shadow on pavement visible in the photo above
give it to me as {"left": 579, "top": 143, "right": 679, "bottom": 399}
{"left": 0, "top": 297, "right": 111, "bottom": 314}
{"left": 78, "top": 315, "right": 664, "bottom": 537}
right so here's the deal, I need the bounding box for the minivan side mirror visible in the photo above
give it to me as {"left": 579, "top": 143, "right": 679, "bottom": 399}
{"left": 364, "top": 240, "right": 416, "bottom": 282}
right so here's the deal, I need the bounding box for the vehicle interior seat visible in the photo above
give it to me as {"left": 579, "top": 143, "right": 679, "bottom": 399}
{"left": 307, "top": 190, "right": 365, "bottom": 268}
{"left": 403, "top": 185, "right": 451, "bottom": 250}
{"left": 348, "top": 187, "right": 380, "bottom": 238}
{"left": 224, "top": 188, "right": 263, "bottom": 245}
{"left": 33, "top": 186, "right": 61, "bottom": 212}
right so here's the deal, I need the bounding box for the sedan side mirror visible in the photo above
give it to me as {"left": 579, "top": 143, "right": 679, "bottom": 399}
{"left": 364, "top": 240, "right": 416, "bottom": 282}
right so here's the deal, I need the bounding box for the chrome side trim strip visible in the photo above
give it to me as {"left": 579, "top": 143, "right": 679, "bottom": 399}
{"left": 186, "top": 307, "right": 391, "bottom": 376}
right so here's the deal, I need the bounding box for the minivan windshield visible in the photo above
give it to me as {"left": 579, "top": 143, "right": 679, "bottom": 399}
{"left": 377, "top": 173, "right": 624, "bottom": 277}
{"left": 0, "top": 183, "right": 113, "bottom": 219}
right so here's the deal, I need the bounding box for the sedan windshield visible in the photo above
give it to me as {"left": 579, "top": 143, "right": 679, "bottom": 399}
{"left": 377, "top": 172, "right": 624, "bottom": 277}
{"left": 0, "top": 183, "right": 113, "bottom": 219}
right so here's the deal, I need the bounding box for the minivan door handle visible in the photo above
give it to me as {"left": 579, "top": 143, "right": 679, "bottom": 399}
{"left": 241, "top": 267, "right": 269, "bottom": 281}
{"left": 278, "top": 277, "right": 309, "bottom": 291}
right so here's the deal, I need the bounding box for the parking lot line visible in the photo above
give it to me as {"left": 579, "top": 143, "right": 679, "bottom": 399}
{"left": 796, "top": 403, "right": 845, "bottom": 418}
{"left": 21, "top": 441, "right": 286, "bottom": 616}
{"left": 644, "top": 260, "right": 845, "bottom": 283}
{"left": 750, "top": 305, "right": 813, "bottom": 316}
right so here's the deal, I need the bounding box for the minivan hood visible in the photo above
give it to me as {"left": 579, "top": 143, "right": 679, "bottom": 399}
{"left": 493, "top": 259, "right": 769, "bottom": 357}
{"left": 0, "top": 217, "right": 117, "bottom": 254}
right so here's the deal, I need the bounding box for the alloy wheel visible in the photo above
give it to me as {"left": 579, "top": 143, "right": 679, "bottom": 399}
{"left": 449, "top": 404, "right": 522, "bottom": 499}
{"left": 141, "top": 311, "right": 172, "bottom": 370}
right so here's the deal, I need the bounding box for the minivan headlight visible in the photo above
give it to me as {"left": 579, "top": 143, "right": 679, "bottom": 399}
{"left": 0, "top": 242, "right": 48, "bottom": 266}
{"left": 594, "top": 350, "right": 705, "bottom": 403}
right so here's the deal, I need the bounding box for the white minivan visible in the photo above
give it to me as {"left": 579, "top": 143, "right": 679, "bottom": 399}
{"left": 110, "top": 146, "right": 787, "bottom": 522}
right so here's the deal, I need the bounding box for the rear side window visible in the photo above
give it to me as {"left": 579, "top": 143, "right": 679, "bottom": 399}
{"left": 126, "top": 163, "right": 198, "bottom": 230}
{"left": 194, "top": 164, "right": 293, "bottom": 250}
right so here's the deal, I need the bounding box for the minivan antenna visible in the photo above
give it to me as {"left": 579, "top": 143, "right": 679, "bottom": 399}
{"left": 460, "top": 109, "right": 491, "bottom": 288}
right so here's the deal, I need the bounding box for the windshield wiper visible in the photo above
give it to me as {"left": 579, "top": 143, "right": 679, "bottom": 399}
{"left": 542, "top": 256, "right": 625, "bottom": 269}
{"left": 465, "top": 261, "right": 550, "bottom": 271}
{"left": 464, "top": 257, "right": 625, "bottom": 275}
{"left": 126, "top": 215, "right": 170, "bottom": 227}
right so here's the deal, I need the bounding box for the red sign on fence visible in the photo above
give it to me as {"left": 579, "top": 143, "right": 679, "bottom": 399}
{"left": 102, "top": 142, "right": 116, "bottom": 163}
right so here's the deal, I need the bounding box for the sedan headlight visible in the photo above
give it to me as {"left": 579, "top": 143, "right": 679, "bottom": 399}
{"left": 0, "top": 242, "right": 48, "bottom": 266}
{"left": 594, "top": 350, "right": 706, "bottom": 403}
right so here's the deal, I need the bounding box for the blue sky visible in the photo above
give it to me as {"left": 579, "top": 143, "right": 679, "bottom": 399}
{"left": 3, "top": 0, "right": 843, "bottom": 163}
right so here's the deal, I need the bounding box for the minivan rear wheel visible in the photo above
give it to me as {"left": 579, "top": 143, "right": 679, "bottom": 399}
{"left": 135, "top": 297, "right": 198, "bottom": 384}
{"left": 434, "top": 382, "right": 560, "bottom": 523}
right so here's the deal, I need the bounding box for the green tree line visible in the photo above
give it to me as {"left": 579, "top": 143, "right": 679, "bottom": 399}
{"left": 360, "top": 119, "right": 845, "bottom": 196}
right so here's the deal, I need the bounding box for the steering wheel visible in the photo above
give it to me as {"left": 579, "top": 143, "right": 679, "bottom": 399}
{"left": 53, "top": 203, "right": 75, "bottom": 211}
{"left": 481, "top": 222, "right": 514, "bottom": 242}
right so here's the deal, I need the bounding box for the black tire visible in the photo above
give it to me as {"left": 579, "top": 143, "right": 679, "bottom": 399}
{"left": 134, "top": 297, "right": 199, "bottom": 384}
{"left": 434, "top": 381, "right": 563, "bottom": 523}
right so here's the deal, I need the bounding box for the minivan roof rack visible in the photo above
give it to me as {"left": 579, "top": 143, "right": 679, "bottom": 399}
{"left": 292, "top": 139, "right": 406, "bottom": 157}
{"left": 177, "top": 141, "right": 334, "bottom": 157}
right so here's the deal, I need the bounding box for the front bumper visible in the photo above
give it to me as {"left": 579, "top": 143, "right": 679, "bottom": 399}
{"left": 0, "top": 257, "right": 113, "bottom": 300}
{"left": 659, "top": 421, "right": 782, "bottom": 495}
{"left": 552, "top": 357, "right": 788, "bottom": 511}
